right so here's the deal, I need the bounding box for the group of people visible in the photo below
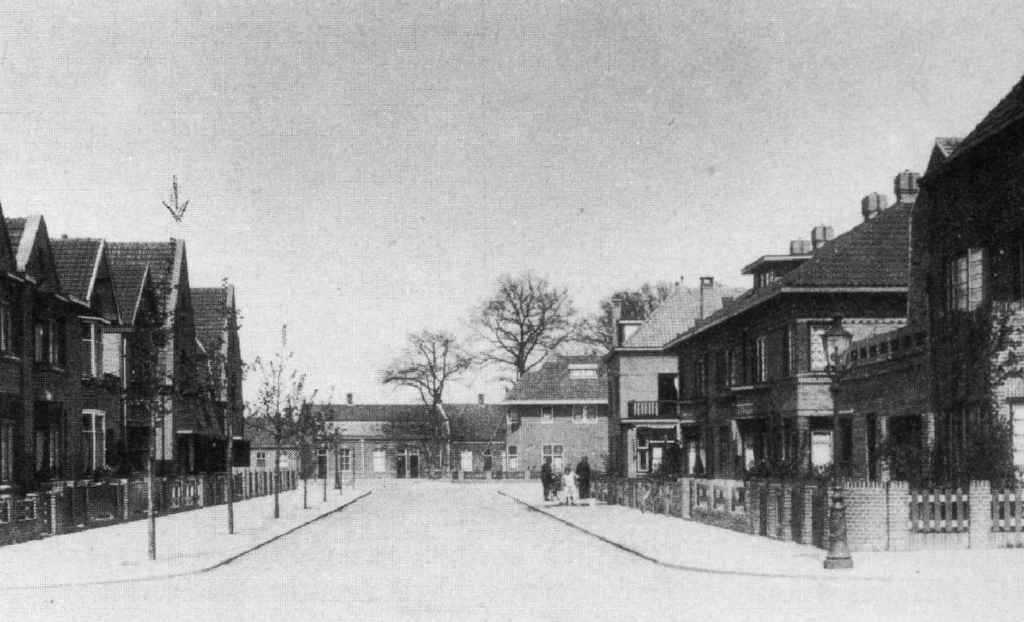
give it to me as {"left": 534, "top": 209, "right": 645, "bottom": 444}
{"left": 540, "top": 455, "right": 591, "bottom": 505}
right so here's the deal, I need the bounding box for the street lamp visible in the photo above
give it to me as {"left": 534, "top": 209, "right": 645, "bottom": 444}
{"left": 821, "top": 315, "right": 854, "bottom": 570}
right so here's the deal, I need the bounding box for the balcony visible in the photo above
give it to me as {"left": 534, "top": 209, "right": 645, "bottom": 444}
{"left": 628, "top": 400, "right": 680, "bottom": 419}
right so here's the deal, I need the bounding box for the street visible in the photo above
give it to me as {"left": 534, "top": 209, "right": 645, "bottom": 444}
{"left": 3, "top": 482, "right": 1019, "bottom": 622}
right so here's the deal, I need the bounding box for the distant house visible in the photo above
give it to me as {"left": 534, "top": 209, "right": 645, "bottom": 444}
{"left": 307, "top": 398, "right": 506, "bottom": 480}
{"left": 503, "top": 355, "right": 608, "bottom": 475}
{"left": 606, "top": 279, "right": 743, "bottom": 478}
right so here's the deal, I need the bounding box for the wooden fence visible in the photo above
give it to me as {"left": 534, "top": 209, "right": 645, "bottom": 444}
{"left": 0, "top": 468, "right": 298, "bottom": 546}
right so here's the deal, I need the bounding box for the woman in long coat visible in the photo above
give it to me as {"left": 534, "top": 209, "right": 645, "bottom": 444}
{"left": 576, "top": 456, "right": 591, "bottom": 500}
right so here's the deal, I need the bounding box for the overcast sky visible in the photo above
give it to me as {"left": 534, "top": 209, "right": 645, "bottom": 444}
{"left": 1, "top": 1, "right": 1023, "bottom": 405}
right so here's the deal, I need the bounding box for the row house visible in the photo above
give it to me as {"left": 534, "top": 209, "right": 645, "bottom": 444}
{"left": 503, "top": 354, "right": 608, "bottom": 475}
{"left": 662, "top": 182, "right": 918, "bottom": 479}
{"left": 606, "top": 279, "right": 743, "bottom": 478}
{"left": 0, "top": 201, "right": 243, "bottom": 493}
{"left": 300, "top": 397, "right": 506, "bottom": 480}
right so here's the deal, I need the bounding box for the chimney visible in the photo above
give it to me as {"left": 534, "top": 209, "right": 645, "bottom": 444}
{"left": 722, "top": 296, "right": 734, "bottom": 307}
{"left": 790, "top": 239, "right": 812, "bottom": 255}
{"left": 861, "top": 192, "right": 888, "bottom": 221}
{"left": 699, "top": 276, "right": 714, "bottom": 319}
{"left": 811, "top": 225, "right": 833, "bottom": 250}
{"left": 478, "top": 393, "right": 485, "bottom": 405}
{"left": 894, "top": 170, "right": 920, "bottom": 204}
{"left": 346, "top": 393, "right": 353, "bottom": 405}
{"left": 611, "top": 296, "right": 624, "bottom": 347}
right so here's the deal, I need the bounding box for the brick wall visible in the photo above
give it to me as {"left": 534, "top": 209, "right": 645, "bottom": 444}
{"left": 506, "top": 406, "right": 608, "bottom": 474}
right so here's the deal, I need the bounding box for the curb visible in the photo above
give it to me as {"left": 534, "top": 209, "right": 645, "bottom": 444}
{"left": 0, "top": 491, "right": 372, "bottom": 591}
{"left": 498, "top": 490, "right": 907, "bottom": 583}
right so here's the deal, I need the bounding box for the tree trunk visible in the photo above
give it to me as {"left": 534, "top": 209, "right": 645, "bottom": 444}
{"left": 147, "top": 407, "right": 157, "bottom": 560}
{"left": 273, "top": 446, "right": 281, "bottom": 519}
{"left": 226, "top": 415, "right": 234, "bottom": 535}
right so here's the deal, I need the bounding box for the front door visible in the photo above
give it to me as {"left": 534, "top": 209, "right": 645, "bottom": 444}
{"left": 317, "top": 450, "right": 328, "bottom": 479}
{"left": 409, "top": 453, "right": 419, "bottom": 478}
{"left": 396, "top": 454, "right": 406, "bottom": 478}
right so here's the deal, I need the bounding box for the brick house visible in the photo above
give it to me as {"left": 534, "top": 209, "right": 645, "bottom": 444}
{"left": 105, "top": 240, "right": 220, "bottom": 475}
{"left": 503, "top": 354, "right": 608, "bottom": 475}
{"left": 913, "top": 73, "right": 1024, "bottom": 480}
{"left": 192, "top": 284, "right": 247, "bottom": 468}
{"left": 0, "top": 213, "right": 92, "bottom": 490}
{"left": 51, "top": 238, "right": 126, "bottom": 477}
{"left": 664, "top": 195, "right": 915, "bottom": 480}
{"left": 305, "top": 399, "right": 507, "bottom": 480}
{"left": 606, "top": 279, "right": 744, "bottom": 478}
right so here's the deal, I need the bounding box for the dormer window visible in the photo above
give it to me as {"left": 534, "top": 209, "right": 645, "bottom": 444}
{"left": 568, "top": 364, "right": 598, "bottom": 380}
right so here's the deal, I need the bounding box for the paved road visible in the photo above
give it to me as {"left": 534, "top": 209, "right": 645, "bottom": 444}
{"left": 2, "top": 482, "right": 1013, "bottom": 621}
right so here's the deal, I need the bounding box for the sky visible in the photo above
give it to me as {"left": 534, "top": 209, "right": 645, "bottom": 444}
{"left": 1, "top": 1, "right": 1023, "bottom": 405}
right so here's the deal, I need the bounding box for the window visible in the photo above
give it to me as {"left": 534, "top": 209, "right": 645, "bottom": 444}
{"left": 541, "top": 406, "right": 553, "bottom": 423}
{"left": 256, "top": 452, "right": 266, "bottom": 468}
{"left": 102, "top": 331, "right": 123, "bottom": 377}
{"left": 0, "top": 420, "right": 12, "bottom": 483}
{"left": 780, "top": 326, "right": 791, "bottom": 377}
{"left": 572, "top": 405, "right": 588, "bottom": 423}
{"left": 339, "top": 447, "right": 352, "bottom": 471}
{"left": 279, "top": 454, "right": 290, "bottom": 469}
{"left": 948, "top": 248, "right": 986, "bottom": 311}
{"left": 507, "top": 445, "right": 518, "bottom": 470}
{"left": 34, "top": 320, "right": 64, "bottom": 366}
{"left": 755, "top": 336, "right": 767, "bottom": 383}
{"left": 729, "top": 345, "right": 742, "bottom": 386}
{"left": 81, "top": 322, "right": 104, "bottom": 378}
{"left": 568, "top": 364, "right": 598, "bottom": 380}
{"left": 372, "top": 449, "right": 386, "bottom": 472}
{"left": 461, "top": 450, "right": 474, "bottom": 472}
{"left": 542, "top": 444, "right": 564, "bottom": 470}
{"left": 809, "top": 325, "right": 828, "bottom": 372}
{"left": 82, "top": 410, "right": 106, "bottom": 472}
{"left": 0, "top": 301, "right": 11, "bottom": 354}
{"left": 811, "top": 430, "right": 832, "bottom": 468}
{"left": 49, "top": 319, "right": 61, "bottom": 365}
{"left": 34, "top": 323, "right": 45, "bottom": 362}
{"left": 694, "top": 357, "right": 707, "bottom": 398}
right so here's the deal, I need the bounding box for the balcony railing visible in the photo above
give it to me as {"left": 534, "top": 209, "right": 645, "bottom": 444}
{"left": 628, "top": 400, "right": 680, "bottom": 418}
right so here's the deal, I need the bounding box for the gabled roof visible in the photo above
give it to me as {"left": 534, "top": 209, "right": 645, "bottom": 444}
{"left": 925, "top": 137, "right": 964, "bottom": 175}
{"left": 314, "top": 403, "right": 444, "bottom": 424}
{"left": 940, "top": 72, "right": 1024, "bottom": 168}
{"left": 51, "top": 238, "right": 102, "bottom": 303}
{"left": 7, "top": 215, "right": 62, "bottom": 292}
{"left": 107, "top": 260, "right": 149, "bottom": 325}
{"left": 666, "top": 203, "right": 912, "bottom": 347}
{"left": 505, "top": 355, "right": 608, "bottom": 403}
{"left": 0, "top": 205, "right": 17, "bottom": 273}
{"left": 310, "top": 402, "right": 505, "bottom": 443}
{"left": 106, "top": 240, "right": 185, "bottom": 324}
{"left": 192, "top": 287, "right": 229, "bottom": 352}
{"left": 620, "top": 284, "right": 746, "bottom": 349}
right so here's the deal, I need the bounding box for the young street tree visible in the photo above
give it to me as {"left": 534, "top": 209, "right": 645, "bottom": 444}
{"left": 246, "top": 326, "right": 310, "bottom": 519}
{"left": 578, "top": 281, "right": 676, "bottom": 352}
{"left": 472, "top": 273, "right": 578, "bottom": 380}
{"left": 381, "top": 329, "right": 474, "bottom": 474}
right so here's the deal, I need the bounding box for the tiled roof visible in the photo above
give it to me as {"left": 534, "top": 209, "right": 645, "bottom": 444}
{"left": 108, "top": 261, "right": 148, "bottom": 324}
{"left": 506, "top": 355, "right": 608, "bottom": 402}
{"left": 192, "top": 287, "right": 227, "bottom": 352}
{"left": 314, "top": 403, "right": 443, "bottom": 424}
{"left": 621, "top": 284, "right": 746, "bottom": 349}
{"left": 668, "top": 203, "right": 912, "bottom": 346}
{"left": 243, "top": 418, "right": 301, "bottom": 448}
{"left": 6, "top": 218, "right": 25, "bottom": 258}
{"left": 944, "top": 73, "right": 1024, "bottom": 166}
{"left": 445, "top": 404, "right": 506, "bottom": 442}
{"left": 105, "top": 242, "right": 177, "bottom": 290}
{"left": 51, "top": 238, "right": 101, "bottom": 301}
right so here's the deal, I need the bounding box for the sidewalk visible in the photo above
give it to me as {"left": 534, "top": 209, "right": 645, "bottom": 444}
{"left": 498, "top": 483, "right": 1024, "bottom": 584}
{"left": 0, "top": 482, "right": 369, "bottom": 589}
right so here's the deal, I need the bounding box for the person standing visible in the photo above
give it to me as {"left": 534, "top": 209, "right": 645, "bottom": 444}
{"left": 576, "top": 456, "right": 591, "bottom": 501}
{"left": 540, "top": 460, "right": 553, "bottom": 501}
{"left": 561, "top": 466, "right": 578, "bottom": 505}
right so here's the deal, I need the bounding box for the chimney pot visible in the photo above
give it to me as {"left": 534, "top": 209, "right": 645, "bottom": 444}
{"left": 790, "top": 239, "right": 812, "bottom": 255}
{"left": 861, "top": 192, "right": 889, "bottom": 221}
{"left": 811, "top": 225, "right": 834, "bottom": 250}
{"left": 699, "top": 276, "right": 714, "bottom": 288}
{"left": 346, "top": 393, "right": 353, "bottom": 405}
{"left": 894, "top": 170, "right": 920, "bottom": 204}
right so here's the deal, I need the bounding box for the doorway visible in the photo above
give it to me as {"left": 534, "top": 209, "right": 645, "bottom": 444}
{"left": 396, "top": 454, "right": 407, "bottom": 479}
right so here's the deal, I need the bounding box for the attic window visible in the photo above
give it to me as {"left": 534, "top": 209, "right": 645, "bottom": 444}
{"left": 568, "top": 364, "right": 598, "bottom": 380}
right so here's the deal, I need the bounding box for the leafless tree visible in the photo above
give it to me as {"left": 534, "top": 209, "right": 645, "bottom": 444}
{"left": 471, "top": 273, "right": 578, "bottom": 380}
{"left": 577, "top": 281, "right": 676, "bottom": 352}
{"left": 381, "top": 329, "right": 474, "bottom": 473}
{"left": 246, "top": 326, "right": 311, "bottom": 518}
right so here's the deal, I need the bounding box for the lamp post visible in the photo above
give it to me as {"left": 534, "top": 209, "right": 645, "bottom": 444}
{"left": 821, "top": 316, "right": 854, "bottom": 570}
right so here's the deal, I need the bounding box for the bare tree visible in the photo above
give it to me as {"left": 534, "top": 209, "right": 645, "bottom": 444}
{"left": 246, "top": 326, "right": 310, "bottom": 518}
{"left": 577, "top": 281, "right": 676, "bottom": 352}
{"left": 472, "top": 273, "right": 578, "bottom": 380}
{"left": 381, "top": 330, "right": 474, "bottom": 474}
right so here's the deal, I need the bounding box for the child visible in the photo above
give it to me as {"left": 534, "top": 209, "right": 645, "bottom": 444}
{"left": 561, "top": 466, "right": 578, "bottom": 506}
